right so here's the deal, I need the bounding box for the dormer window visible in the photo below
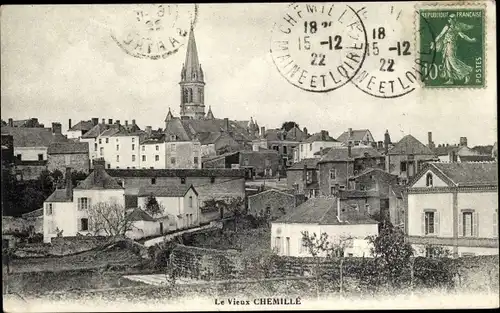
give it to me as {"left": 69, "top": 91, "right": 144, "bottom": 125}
{"left": 426, "top": 173, "right": 433, "bottom": 187}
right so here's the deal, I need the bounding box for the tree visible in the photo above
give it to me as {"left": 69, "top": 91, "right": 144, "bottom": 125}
{"left": 144, "top": 194, "right": 164, "bottom": 218}
{"left": 281, "top": 121, "right": 300, "bottom": 132}
{"left": 87, "top": 202, "right": 134, "bottom": 239}
{"left": 71, "top": 171, "right": 88, "bottom": 188}
{"left": 367, "top": 226, "right": 414, "bottom": 288}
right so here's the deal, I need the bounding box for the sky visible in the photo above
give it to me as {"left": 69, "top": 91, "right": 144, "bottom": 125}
{"left": 1, "top": 3, "right": 497, "bottom": 146}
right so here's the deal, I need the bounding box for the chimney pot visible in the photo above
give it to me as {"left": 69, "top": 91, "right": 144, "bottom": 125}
{"left": 125, "top": 120, "right": 128, "bottom": 126}
{"left": 68, "top": 119, "right": 72, "bottom": 129}
{"left": 260, "top": 126, "right": 266, "bottom": 137}
{"left": 108, "top": 119, "right": 113, "bottom": 125}
{"left": 102, "top": 118, "right": 105, "bottom": 124}
{"left": 115, "top": 120, "right": 120, "bottom": 125}
{"left": 8, "top": 118, "right": 13, "bottom": 127}
{"left": 91, "top": 118, "right": 99, "bottom": 126}
{"left": 51, "top": 122, "right": 62, "bottom": 134}
{"left": 132, "top": 119, "right": 136, "bottom": 125}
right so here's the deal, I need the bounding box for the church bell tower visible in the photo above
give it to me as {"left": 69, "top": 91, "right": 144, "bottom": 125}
{"left": 180, "top": 26, "right": 205, "bottom": 120}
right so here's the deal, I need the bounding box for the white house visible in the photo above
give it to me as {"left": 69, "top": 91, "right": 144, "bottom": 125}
{"left": 406, "top": 162, "right": 498, "bottom": 257}
{"left": 125, "top": 208, "right": 175, "bottom": 240}
{"left": 294, "top": 130, "right": 342, "bottom": 162}
{"left": 271, "top": 196, "right": 379, "bottom": 257}
{"left": 137, "top": 184, "right": 200, "bottom": 230}
{"left": 43, "top": 160, "right": 125, "bottom": 243}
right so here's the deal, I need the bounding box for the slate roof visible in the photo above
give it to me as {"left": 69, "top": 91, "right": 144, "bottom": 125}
{"left": 388, "top": 135, "right": 435, "bottom": 155}
{"left": 288, "top": 158, "right": 319, "bottom": 170}
{"left": 350, "top": 168, "right": 396, "bottom": 179}
{"left": 74, "top": 167, "right": 123, "bottom": 190}
{"left": 412, "top": 162, "right": 498, "bottom": 187}
{"left": 318, "top": 146, "right": 383, "bottom": 163}
{"left": 1, "top": 126, "right": 69, "bottom": 147}
{"left": 459, "top": 155, "right": 495, "bottom": 162}
{"left": 69, "top": 120, "right": 94, "bottom": 132}
{"left": 127, "top": 208, "right": 155, "bottom": 222}
{"left": 48, "top": 142, "right": 89, "bottom": 154}
{"left": 303, "top": 132, "right": 338, "bottom": 143}
{"left": 273, "top": 196, "right": 378, "bottom": 225}
{"left": 314, "top": 147, "right": 332, "bottom": 156}
{"left": 337, "top": 129, "right": 371, "bottom": 142}
{"left": 137, "top": 185, "right": 197, "bottom": 197}
{"left": 45, "top": 189, "right": 73, "bottom": 202}
{"left": 338, "top": 190, "right": 380, "bottom": 199}
{"left": 107, "top": 168, "right": 246, "bottom": 178}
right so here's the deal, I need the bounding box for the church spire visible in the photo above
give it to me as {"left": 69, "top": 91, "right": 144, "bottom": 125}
{"left": 165, "top": 107, "right": 174, "bottom": 122}
{"left": 182, "top": 26, "right": 203, "bottom": 83}
{"left": 206, "top": 106, "right": 214, "bottom": 120}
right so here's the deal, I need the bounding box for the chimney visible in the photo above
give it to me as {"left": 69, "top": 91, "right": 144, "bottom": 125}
{"left": 384, "top": 130, "right": 390, "bottom": 154}
{"left": 146, "top": 126, "right": 152, "bottom": 135}
{"left": 459, "top": 137, "right": 467, "bottom": 147}
{"left": 51, "top": 122, "right": 62, "bottom": 134}
{"left": 108, "top": 119, "right": 113, "bottom": 125}
{"left": 115, "top": 120, "right": 120, "bottom": 125}
{"left": 348, "top": 128, "right": 353, "bottom": 139}
{"left": 125, "top": 120, "right": 129, "bottom": 126}
{"left": 65, "top": 167, "right": 73, "bottom": 199}
{"left": 132, "top": 119, "right": 136, "bottom": 126}
{"left": 377, "top": 141, "right": 383, "bottom": 150}
{"left": 321, "top": 130, "right": 327, "bottom": 140}
{"left": 303, "top": 127, "right": 308, "bottom": 136}
{"left": 8, "top": 118, "right": 13, "bottom": 127}
{"left": 348, "top": 143, "right": 352, "bottom": 158}
{"left": 68, "top": 119, "right": 72, "bottom": 129}
{"left": 224, "top": 118, "right": 229, "bottom": 132}
{"left": 92, "top": 158, "right": 106, "bottom": 185}
{"left": 260, "top": 126, "right": 265, "bottom": 136}
{"left": 102, "top": 118, "right": 106, "bottom": 124}
{"left": 428, "top": 132, "right": 433, "bottom": 148}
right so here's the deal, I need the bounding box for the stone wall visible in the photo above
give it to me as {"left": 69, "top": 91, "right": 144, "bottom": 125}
{"left": 47, "top": 153, "right": 90, "bottom": 174}
{"left": 247, "top": 190, "right": 297, "bottom": 220}
{"left": 13, "top": 236, "right": 108, "bottom": 258}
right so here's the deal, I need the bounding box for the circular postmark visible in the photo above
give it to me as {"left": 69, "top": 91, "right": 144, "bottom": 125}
{"left": 110, "top": 4, "right": 198, "bottom": 60}
{"left": 349, "top": 5, "right": 437, "bottom": 98}
{"left": 270, "top": 3, "right": 368, "bottom": 93}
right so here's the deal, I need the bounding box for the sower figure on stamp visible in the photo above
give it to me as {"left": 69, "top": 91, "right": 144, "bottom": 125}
{"left": 430, "top": 14, "right": 477, "bottom": 85}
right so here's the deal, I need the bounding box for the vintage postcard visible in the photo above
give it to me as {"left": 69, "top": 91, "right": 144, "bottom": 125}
{"left": 1, "top": 2, "right": 498, "bottom": 312}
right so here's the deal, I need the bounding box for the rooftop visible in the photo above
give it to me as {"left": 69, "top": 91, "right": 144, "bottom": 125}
{"left": 1, "top": 126, "right": 69, "bottom": 147}
{"left": 137, "top": 185, "right": 196, "bottom": 197}
{"left": 106, "top": 168, "right": 246, "bottom": 178}
{"left": 388, "top": 134, "right": 435, "bottom": 156}
{"left": 336, "top": 129, "right": 371, "bottom": 143}
{"left": 288, "top": 158, "right": 319, "bottom": 170}
{"left": 318, "top": 146, "right": 383, "bottom": 163}
{"left": 48, "top": 142, "right": 89, "bottom": 154}
{"left": 45, "top": 189, "right": 72, "bottom": 202}
{"left": 75, "top": 167, "right": 124, "bottom": 190}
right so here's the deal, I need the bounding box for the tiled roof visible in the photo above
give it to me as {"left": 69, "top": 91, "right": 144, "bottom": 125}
{"left": 75, "top": 167, "right": 123, "bottom": 190}
{"left": 459, "top": 155, "right": 495, "bottom": 162}
{"left": 48, "top": 142, "right": 89, "bottom": 154}
{"left": 107, "top": 168, "right": 246, "bottom": 178}
{"left": 318, "top": 146, "right": 383, "bottom": 163}
{"left": 388, "top": 135, "right": 435, "bottom": 155}
{"left": 69, "top": 120, "right": 94, "bottom": 132}
{"left": 1, "top": 126, "right": 69, "bottom": 147}
{"left": 127, "top": 208, "right": 155, "bottom": 222}
{"left": 45, "top": 189, "right": 72, "bottom": 202}
{"left": 197, "top": 132, "right": 222, "bottom": 145}
{"left": 178, "top": 118, "right": 258, "bottom": 143}
{"left": 429, "top": 162, "right": 498, "bottom": 186}
{"left": 137, "top": 185, "right": 196, "bottom": 197}
{"left": 274, "top": 196, "right": 378, "bottom": 225}
{"left": 337, "top": 129, "right": 371, "bottom": 142}
{"left": 288, "top": 158, "right": 319, "bottom": 170}
{"left": 303, "top": 132, "right": 338, "bottom": 143}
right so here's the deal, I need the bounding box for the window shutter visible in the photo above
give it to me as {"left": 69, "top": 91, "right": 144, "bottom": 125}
{"left": 434, "top": 212, "right": 440, "bottom": 235}
{"left": 421, "top": 212, "right": 425, "bottom": 235}
{"left": 493, "top": 211, "right": 498, "bottom": 238}
{"left": 88, "top": 198, "right": 92, "bottom": 210}
{"left": 458, "top": 212, "right": 463, "bottom": 237}
{"left": 473, "top": 212, "right": 479, "bottom": 237}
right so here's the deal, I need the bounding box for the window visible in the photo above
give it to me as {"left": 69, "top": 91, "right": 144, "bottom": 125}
{"left": 306, "top": 171, "right": 312, "bottom": 183}
{"left": 299, "top": 237, "right": 308, "bottom": 254}
{"left": 116, "top": 144, "right": 119, "bottom": 151}
{"left": 38, "top": 154, "right": 43, "bottom": 161}
{"left": 426, "top": 173, "right": 433, "bottom": 187}
{"left": 151, "top": 178, "right": 156, "bottom": 185}
{"left": 99, "top": 139, "right": 102, "bottom": 144}
{"left": 46, "top": 203, "right": 53, "bottom": 216}
{"left": 100, "top": 147, "right": 103, "bottom": 155}
{"left": 400, "top": 162, "right": 407, "bottom": 172}
{"left": 330, "top": 187, "right": 335, "bottom": 195}
{"left": 155, "top": 155, "right": 159, "bottom": 161}
{"left": 80, "top": 218, "right": 89, "bottom": 231}
{"left": 107, "top": 164, "right": 111, "bottom": 169}
{"left": 330, "top": 169, "right": 336, "bottom": 179}
{"left": 132, "top": 155, "right": 136, "bottom": 162}
{"left": 194, "top": 156, "right": 199, "bottom": 164}
{"left": 171, "top": 143, "right": 176, "bottom": 151}
{"left": 423, "top": 211, "right": 439, "bottom": 235}
{"left": 283, "top": 146, "right": 287, "bottom": 154}
{"left": 78, "top": 197, "right": 89, "bottom": 211}
{"left": 180, "top": 177, "right": 186, "bottom": 184}
{"left": 189, "top": 196, "right": 193, "bottom": 208}
{"left": 132, "top": 144, "right": 135, "bottom": 150}
{"left": 142, "top": 155, "right": 146, "bottom": 161}
{"left": 132, "top": 138, "right": 135, "bottom": 143}
{"left": 365, "top": 204, "right": 371, "bottom": 214}
{"left": 460, "top": 211, "right": 478, "bottom": 237}
{"left": 16, "top": 154, "right": 22, "bottom": 160}
{"left": 116, "top": 155, "right": 120, "bottom": 162}
{"left": 106, "top": 138, "right": 109, "bottom": 143}
{"left": 94, "top": 143, "right": 97, "bottom": 151}
{"left": 171, "top": 157, "right": 176, "bottom": 165}
{"left": 275, "top": 236, "right": 282, "bottom": 254}
{"left": 210, "top": 177, "right": 215, "bottom": 183}
{"left": 300, "top": 145, "right": 303, "bottom": 152}
{"left": 309, "top": 143, "right": 312, "bottom": 151}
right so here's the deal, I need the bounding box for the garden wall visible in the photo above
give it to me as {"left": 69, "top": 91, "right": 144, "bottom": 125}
{"left": 13, "top": 236, "right": 112, "bottom": 258}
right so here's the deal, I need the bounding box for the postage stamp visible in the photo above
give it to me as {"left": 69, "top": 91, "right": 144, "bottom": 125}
{"left": 270, "top": 3, "right": 368, "bottom": 93}
{"left": 417, "top": 3, "right": 486, "bottom": 88}
{"left": 349, "top": 5, "right": 437, "bottom": 98}
{"left": 110, "top": 4, "right": 198, "bottom": 60}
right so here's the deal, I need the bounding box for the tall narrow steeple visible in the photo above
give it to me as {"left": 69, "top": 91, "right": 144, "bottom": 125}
{"left": 179, "top": 26, "right": 205, "bottom": 120}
